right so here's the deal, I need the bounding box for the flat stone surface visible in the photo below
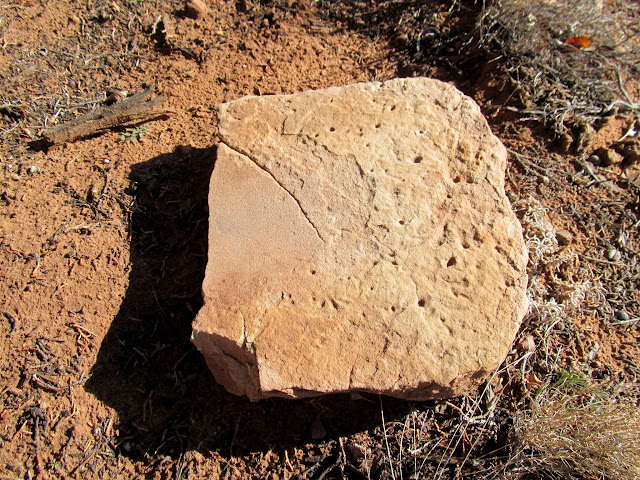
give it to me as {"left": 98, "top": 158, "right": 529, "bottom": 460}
{"left": 192, "top": 78, "right": 528, "bottom": 401}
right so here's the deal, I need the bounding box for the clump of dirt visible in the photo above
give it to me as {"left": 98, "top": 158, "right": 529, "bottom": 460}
{"left": 1, "top": 0, "right": 639, "bottom": 479}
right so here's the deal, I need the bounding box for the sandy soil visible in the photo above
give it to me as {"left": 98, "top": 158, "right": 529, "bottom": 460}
{"left": 1, "top": 1, "right": 638, "bottom": 479}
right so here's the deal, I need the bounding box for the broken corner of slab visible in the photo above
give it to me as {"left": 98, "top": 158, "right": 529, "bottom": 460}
{"left": 192, "top": 77, "right": 529, "bottom": 402}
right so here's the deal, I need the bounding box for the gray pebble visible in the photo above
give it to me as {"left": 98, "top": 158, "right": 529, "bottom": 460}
{"left": 587, "top": 154, "right": 601, "bottom": 166}
{"left": 615, "top": 310, "right": 630, "bottom": 321}
{"left": 606, "top": 248, "right": 621, "bottom": 262}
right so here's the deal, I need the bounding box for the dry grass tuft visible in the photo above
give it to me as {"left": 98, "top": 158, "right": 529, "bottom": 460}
{"left": 476, "top": 0, "right": 640, "bottom": 133}
{"left": 515, "top": 396, "right": 640, "bottom": 479}
{"left": 513, "top": 197, "right": 603, "bottom": 329}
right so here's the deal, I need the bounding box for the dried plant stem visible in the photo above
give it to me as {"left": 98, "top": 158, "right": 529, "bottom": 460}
{"left": 42, "top": 86, "right": 175, "bottom": 144}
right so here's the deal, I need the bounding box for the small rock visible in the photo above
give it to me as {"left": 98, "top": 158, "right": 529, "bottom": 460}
{"left": 185, "top": 0, "right": 208, "bottom": 18}
{"left": 606, "top": 248, "right": 621, "bottom": 262}
{"left": 587, "top": 154, "right": 601, "bottom": 166}
{"left": 242, "top": 39, "right": 258, "bottom": 51}
{"left": 615, "top": 310, "right": 630, "bottom": 321}
{"left": 555, "top": 229, "right": 573, "bottom": 246}
{"left": 517, "top": 335, "right": 536, "bottom": 353}
{"left": 597, "top": 147, "right": 624, "bottom": 166}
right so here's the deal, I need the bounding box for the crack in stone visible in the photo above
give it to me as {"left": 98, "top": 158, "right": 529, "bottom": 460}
{"left": 219, "top": 139, "right": 325, "bottom": 243}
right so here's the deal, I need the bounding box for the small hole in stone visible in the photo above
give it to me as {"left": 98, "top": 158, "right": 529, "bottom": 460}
{"left": 399, "top": 220, "right": 405, "bottom": 225}
{"left": 462, "top": 241, "right": 470, "bottom": 249}
{"left": 447, "top": 257, "right": 457, "bottom": 267}
{"left": 453, "top": 176, "right": 461, "bottom": 183}
{"left": 447, "top": 194, "right": 453, "bottom": 199}
{"left": 375, "top": 123, "right": 381, "bottom": 128}
{"left": 391, "top": 306, "right": 396, "bottom": 312}
{"left": 390, "top": 105, "right": 396, "bottom": 111}
{"left": 418, "top": 299, "right": 426, "bottom": 307}
{"left": 414, "top": 156, "right": 423, "bottom": 164}
{"left": 370, "top": 286, "right": 374, "bottom": 291}
{"left": 329, "top": 127, "right": 335, "bottom": 132}
{"left": 311, "top": 270, "right": 316, "bottom": 275}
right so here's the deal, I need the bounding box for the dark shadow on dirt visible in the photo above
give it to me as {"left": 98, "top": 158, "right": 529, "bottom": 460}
{"left": 320, "top": 0, "right": 485, "bottom": 82}
{"left": 86, "top": 146, "right": 414, "bottom": 461}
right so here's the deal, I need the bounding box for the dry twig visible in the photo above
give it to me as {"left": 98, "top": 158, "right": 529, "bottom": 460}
{"left": 42, "top": 86, "right": 175, "bottom": 144}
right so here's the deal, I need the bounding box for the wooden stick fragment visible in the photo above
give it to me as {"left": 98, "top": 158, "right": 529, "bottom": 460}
{"left": 42, "top": 86, "right": 174, "bottom": 144}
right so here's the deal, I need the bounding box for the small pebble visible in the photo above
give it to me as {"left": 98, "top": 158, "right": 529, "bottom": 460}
{"left": 606, "top": 248, "right": 621, "bottom": 262}
{"left": 587, "top": 154, "right": 601, "bottom": 166}
{"left": 243, "top": 39, "right": 258, "bottom": 51}
{"left": 28, "top": 166, "right": 38, "bottom": 175}
{"left": 555, "top": 229, "right": 573, "bottom": 246}
{"left": 517, "top": 334, "right": 536, "bottom": 353}
{"left": 185, "top": 0, "right": 208, "bottom": 18}
{"left": 615, "top": 310, "right": 630, "bottom": 321}
{"left": 122, "top": 441, "right": 133, "bottom": 453}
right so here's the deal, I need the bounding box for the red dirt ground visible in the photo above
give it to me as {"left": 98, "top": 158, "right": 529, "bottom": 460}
{"left": 1, "top": 1, "right": 638, "bottom": 479}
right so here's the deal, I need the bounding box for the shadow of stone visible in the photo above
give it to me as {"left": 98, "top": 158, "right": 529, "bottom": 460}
{"left": 86, "top": 145, "right": 413, "bottom": 461}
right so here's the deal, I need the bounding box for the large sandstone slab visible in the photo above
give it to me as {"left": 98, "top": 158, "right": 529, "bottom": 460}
{"left": 192, "top": 78, "right": 528, "bottom": 401}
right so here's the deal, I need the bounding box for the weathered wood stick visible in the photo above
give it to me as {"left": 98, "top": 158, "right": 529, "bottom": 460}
{"left": 42, "top": 86, "right": 175, "bottom": 144}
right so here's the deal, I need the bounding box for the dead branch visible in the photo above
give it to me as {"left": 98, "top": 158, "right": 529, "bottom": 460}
{"left": 42, "top": 86, "right": 175, "bottom": 144}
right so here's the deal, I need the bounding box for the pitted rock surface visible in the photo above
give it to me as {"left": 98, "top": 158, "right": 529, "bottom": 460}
{"left": 192, "top": 78, "right": 528, "bottom": 401}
